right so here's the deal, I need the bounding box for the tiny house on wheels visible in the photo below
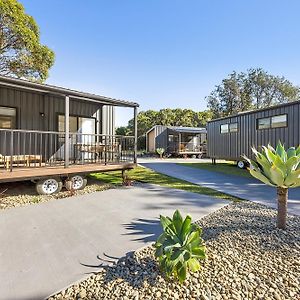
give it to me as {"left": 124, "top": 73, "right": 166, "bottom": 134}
{"left": 0, "top": 76, "right": 138, "bottom": 194}
{"left": 207, "top": 100, "right": 300, "bottom": 168}
{"left": 146, "top": 125, "right": 207, "bottom": 157}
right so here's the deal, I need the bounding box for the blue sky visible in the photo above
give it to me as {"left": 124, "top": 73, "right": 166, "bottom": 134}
{"left": 21, "top": 0, "right": 300, "bottom": 126}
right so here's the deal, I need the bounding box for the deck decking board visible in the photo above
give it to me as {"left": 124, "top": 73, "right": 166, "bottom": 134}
{"left": 0, "top": 163, "right": 136, "bottom": 182}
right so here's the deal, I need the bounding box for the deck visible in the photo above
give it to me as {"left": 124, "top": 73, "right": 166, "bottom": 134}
{"left": 0, "top": 162, "right": 136, "bottom": 183}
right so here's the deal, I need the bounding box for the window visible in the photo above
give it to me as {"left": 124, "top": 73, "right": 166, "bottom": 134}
{"left": 58, "top": 115, "right": 78, "bottom": 133}
{"left": 58, "top": 115, "right": 96, "bottom": 142}
{"left": 271, "top": 114, "right": 287, "bottom": 128}
{"left": 220, "top": 124, "right": 229, "bottom": 133}
{"left": 0, "top": 106, "right": 16, "bottom": 129}
{"left": 168, "top": 134, "right": 174, "bottom": 142}
{"left": 258, "top": 117, "right": 271, "bottom": 129}
{"left": 229, "top": 123, "right": 238, "bottom": 132}
{"left": 257, "top": 114, "right": 287, "bottom": 130}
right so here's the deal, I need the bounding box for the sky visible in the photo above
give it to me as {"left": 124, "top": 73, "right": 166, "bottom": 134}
{"left": 20, "top": 0, "right": 300, "bottom": 126}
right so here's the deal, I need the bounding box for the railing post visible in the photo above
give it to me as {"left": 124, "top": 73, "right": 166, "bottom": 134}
{"left": 133, "top": 106, "right": 138, "bottom": 163}
{"left": 64, "top": 95, "right": 70, "bottom": 168}
{"left": 104, "top": 135, "right": 107, "bottom": 165}
{"left": 10, "top": 131, "right": 13, "bottom": 172}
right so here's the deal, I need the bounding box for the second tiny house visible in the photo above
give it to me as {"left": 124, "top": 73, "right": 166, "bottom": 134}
{"left": 207, "top": 100, "right": 300, "bottom": 167}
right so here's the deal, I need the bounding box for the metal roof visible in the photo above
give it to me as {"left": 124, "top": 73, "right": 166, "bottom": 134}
{"left": 208, "top": 99, "right": 300, "bottom": 123}
{"left": 167, "top": 126, "right": 207, "bottom": 133}
{"left": 0, "top": 75, "right": 139, "bottom": 108}
{"left": 146, "top": 125, "right": 207, "bottom": 135}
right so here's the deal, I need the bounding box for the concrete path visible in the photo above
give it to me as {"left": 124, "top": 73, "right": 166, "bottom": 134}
{"left": 0, "top": 184, "right": 228, "bottom": 300}
{"left": 140, "top": 161, "right": 300, "bottom": 216}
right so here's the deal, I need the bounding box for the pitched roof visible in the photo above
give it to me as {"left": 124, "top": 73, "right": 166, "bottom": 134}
{"left": 0, "top": 75, "right": 139, "bottom": 108}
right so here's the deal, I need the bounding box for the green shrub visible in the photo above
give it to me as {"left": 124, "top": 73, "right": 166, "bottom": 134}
{"left": 154, "top": 210, "right": 206, "bottom": 283}
{"left": 156, "top": 148, "right": 165, "bottom": 158}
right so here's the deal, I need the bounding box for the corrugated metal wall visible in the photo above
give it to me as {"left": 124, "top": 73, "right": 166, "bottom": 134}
{"left": 207, "top": 101, "right": 300, "bottom": 160}
{"left": 155, "top": 125, "right": 168, "bottom": 149}
{"left": 101, "top": 105, "right": 115, "bottom": 135}
{"left": 0, "top": 86, "right": 116, "bottom": 157}
{"left": 0, "top": 86, "right": 116, "bottom": 134}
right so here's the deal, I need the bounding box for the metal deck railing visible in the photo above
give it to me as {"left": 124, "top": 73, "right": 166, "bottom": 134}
{"left": 0, "top": 129, "right": 135, "bottom": 171}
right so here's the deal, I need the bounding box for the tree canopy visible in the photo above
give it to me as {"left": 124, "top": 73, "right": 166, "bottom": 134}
{"left": 207, "top": 68, "right": 300, "bottom": 118}
{"left": 121, "top": 108, "right": 212, "bottom": 137}
{"left": 0, "top": 0, "right": 55, "bottom": 81}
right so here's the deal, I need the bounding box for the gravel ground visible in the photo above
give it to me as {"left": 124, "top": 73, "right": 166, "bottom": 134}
{"left": 0, "top": 178, "right": 111, "bottom": 210}
{"left": 49, "top": 201, "right": 300, "bottom": 300}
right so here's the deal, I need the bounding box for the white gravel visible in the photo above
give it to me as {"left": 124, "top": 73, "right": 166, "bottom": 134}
{"left": 0, "top": 179, "right": 111, "bottom": 210}
{"left": 48, "top": 201, "right": 300, "bottom": 300}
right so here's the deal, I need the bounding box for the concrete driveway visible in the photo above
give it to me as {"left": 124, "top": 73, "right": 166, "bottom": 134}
{"left": 0, "top": 184, "right": 228, "bottom": 300}
{"left": 140, "top": 160, "right": 300, "bottom": 216}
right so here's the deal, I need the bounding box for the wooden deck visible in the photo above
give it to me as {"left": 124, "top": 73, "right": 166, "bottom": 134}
{"left": 0, "top": 163, "right": 136, "bottom": 183}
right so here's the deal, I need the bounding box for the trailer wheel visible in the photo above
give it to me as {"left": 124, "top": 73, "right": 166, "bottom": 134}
{"left": 65, "top": 175, "right": 87, "bottom": 191}
{"left": 36, "top": 177, "right": 63, "bottom": 195}
{"left": 237, "top": 160, "right": 246, "bottom": 169}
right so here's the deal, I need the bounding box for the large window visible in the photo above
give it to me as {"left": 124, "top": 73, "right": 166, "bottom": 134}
{"left": 58, "top": 115, "right": 96, "bottom": 143}
{"left": 220, "top": 122, "right": 238, "bottom": 134}
{"left": 257, "top": 117, "right": 271, "bottom": 129}
{"left": 0, "top": 106, "right": 16, "bottom": 129}
{"left": 271, "top": 114, "right": 287, "bottom": 128}
{"left": 58, "top": 115, "right": 96, "bottom": 134}
{"left": 257, "top": 114, "right": 287, "bottom": 130}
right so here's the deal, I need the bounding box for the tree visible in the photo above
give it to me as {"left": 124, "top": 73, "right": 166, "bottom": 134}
{"left": 115, "top": 126, "right": 129, "bottom": 136}
{"left": 0, "top": 0, "right": 55, "bottom": 81}
{"left": 127, "top": 109, "right": 212, "bottom": 137}
{"left": 244, "top": 142, "right": 300, "bottom": 229}
{"left": 207, "top": 68, "right": 300, "bottom": 118}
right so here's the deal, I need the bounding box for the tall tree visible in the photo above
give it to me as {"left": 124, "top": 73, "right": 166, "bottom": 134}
{"left": 0, "top": 0, "right": 55, "bottom": 81}
{"left": 126, "top": 108, "right": 212, "bottom": 137}
{"left": 207, "top": 68, "right": 300, "bottom": 118}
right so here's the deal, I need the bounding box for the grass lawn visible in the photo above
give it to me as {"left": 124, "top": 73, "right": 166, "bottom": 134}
{"left": 179, "top": 161, "right": 252, "bottom": 178}
{"left": 90, "top": 166, "right": 243, "bottom": 202}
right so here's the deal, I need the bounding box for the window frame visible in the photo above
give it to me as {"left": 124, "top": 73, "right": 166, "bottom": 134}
{"left": 257, "top": 114, "right": 288, "bottom": 130}
{"left": 0, "top": 106, "right": 17, "bottom": 129}
{"left": 220, "top": 124, "right": 229, "bottom": 134}
{"left": 229, "top": 122, "right": 238, "bottom": 133}
{"left": 271, "top": 114, "right": 288, "bottom": 129}
{"left": 57, "top": 114, "right": 97, "bottom": 134}
{"left": 57, "top": 114, "right": 97, "bottom": 143}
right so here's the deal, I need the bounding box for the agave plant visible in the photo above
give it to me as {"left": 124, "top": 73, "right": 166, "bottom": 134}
{"left": 154, "top": 210, "right": 206, "bottom": 283}
{"left": 243, "top": 142, "right": 300, "bottom": 229}
{"left": 156, "top": 148, "right": 165, "bottom": 159}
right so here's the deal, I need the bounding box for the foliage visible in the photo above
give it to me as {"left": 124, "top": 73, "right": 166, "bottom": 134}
{"left": 115, "top": 126, "right": 130, "bottom": 136}
{"left": 243, "top": 142, "right": 300, "bottom": 188}
{"left": 154, "top": 210, "right": 206, "bottom": 283}
{"left": 207, "top": 68, "right": 300, "bottom": 118}
{"left": 126, "top": 109, "right": 212, "bottom": 137}
{"left": 90, "top": 166, "right": 242, "bottom": 201}
{"left": 156, "top": 148, "right": 165, "bottom": 157}
{"left": 181, "top": 162, "right": 252, "bottom": 178}
{"left": 0, "top": 0, "right": 55, "bottom": 81}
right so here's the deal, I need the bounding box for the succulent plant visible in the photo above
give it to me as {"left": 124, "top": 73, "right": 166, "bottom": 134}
{"left": 243, "top": 141, "right": 300, "bottom": 229}
{"left": 154, "top": 210, "right": 206, "bottom": 283}
{"left": 156, "top": 148, "right": 165, "bottom": 159}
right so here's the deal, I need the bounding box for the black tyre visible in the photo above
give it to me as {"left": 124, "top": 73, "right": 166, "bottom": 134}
{"left": 65, "top": 175, "right": 87, "bottom": 191}
{"left": 36, "top": 177, "right": 63, "bottom": 195}
{"left": 237, "top": 160, "right": 246, "bottom": 169}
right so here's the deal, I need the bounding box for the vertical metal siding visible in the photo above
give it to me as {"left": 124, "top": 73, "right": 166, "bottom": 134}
{"left": 0, "top": 86, "right": 104, "bottom": 132}
{"left": 207, "top": 101, "right": 300, "bottom": 160}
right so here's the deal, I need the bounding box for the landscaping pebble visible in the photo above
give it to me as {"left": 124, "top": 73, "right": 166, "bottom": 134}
{"left": 48, "top": 201, "right": 300, "bottom": 300}
{"left": 0, "top": 179, "right": 111, "bottom": 210}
